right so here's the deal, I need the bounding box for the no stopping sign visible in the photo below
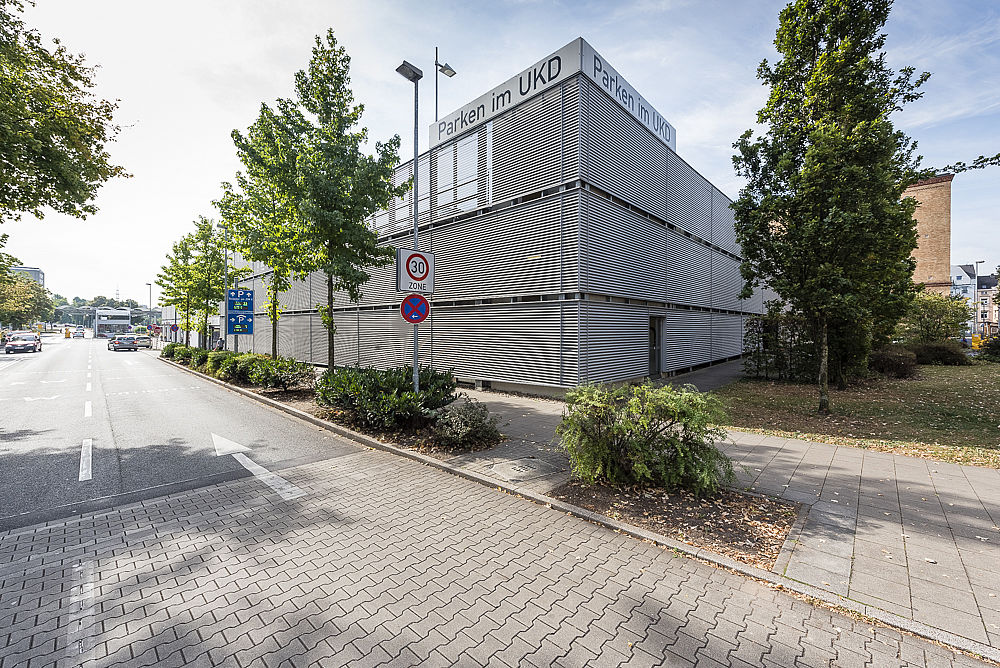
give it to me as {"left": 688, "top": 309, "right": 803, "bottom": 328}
{"left": 400, "top": 294, "right": 430, "bottom": 324}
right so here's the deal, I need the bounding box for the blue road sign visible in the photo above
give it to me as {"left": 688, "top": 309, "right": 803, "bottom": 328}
{"left": 400, "top": 294, "right": 430, "bottom": 324}
{"left": 227, "top": 314, "right": 254, "bottom": 335}
{"left": 227, "top": 289, "right": 254, "bottom": 313}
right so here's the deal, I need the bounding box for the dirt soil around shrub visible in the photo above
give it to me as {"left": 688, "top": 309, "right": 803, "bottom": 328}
{"left": 552, "top": 481, "right": 799, "bottom": 570}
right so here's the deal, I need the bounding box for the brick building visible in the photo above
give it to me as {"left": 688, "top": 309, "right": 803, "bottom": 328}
{"left": 904, "top": 174, "right": 953, "bottom": 294}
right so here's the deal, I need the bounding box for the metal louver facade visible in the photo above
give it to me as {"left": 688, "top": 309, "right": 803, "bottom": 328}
{"left": 230, "top": 39, "right": 763, "bottom": 393}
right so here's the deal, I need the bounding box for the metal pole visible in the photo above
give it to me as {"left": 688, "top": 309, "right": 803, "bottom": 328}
{"left": 413, "top": 76, "right": 420, "bottom": 393}
{"left": 435, "top": 46, "right": 439, "bottom": 123}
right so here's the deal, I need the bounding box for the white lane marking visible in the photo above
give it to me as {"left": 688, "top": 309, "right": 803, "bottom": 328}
{"left": 84, "top": 401, "right": 92, "bottom": 417}
{"left": 9, "top": 382, "right": 26, "bottom": 386}
{"left": 231, "top": 453, "right": 306, "bottom": 501}
{"left": 86, "top": 372, "right": 91, "bottom": 379}
{"left": 79, "top": 439, "right": 93, "bottom": 481}
{"left": 124, "top": 360, "right": 135, "bottom": 366}
{"left": 40, "top": 379, "right": 66, "bottom": 384}
{"left": 212, "top": 433, "right": 250, "bottom": 455}
{"left": 86, "top": 365, "right": 91, "bottom": 370}
{"left": 86, "top": 382, "right": 92, "bottom": 392}
{"left": 24, "top": 395, "right": 60, "bottom": 401}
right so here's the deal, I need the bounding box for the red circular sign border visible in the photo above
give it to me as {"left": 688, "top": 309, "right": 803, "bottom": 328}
{"left": 405, "top": 252, "right": 430, "bottom": 282}
{"left": 400, "top": 293, "right": 430, "bottom": 324}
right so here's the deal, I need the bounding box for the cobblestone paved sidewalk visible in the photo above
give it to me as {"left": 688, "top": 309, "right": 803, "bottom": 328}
{"left": 1, "top": 444, "right": 990, "bottom": 667}
{"left": 449, "top": 379, "right": 1000, "bottom": 654}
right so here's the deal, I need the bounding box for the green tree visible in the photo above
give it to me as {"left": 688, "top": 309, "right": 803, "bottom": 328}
{"left": 732, "top": 0, "right": 926, "bottom": 414}
{"left": 218, "top": 104, "right": 310, "bottom": 359}
{"left": 281, "top": 30, "right": 406, "bottom": 366}
{"left": 51, "top": 292, "right": 67, "bottom": 307}
{"left": 0, "top": 0, "right": 127, "bottom": 222}
{"left": 187, "top": 217, "right": 232, "bottom": 348}
{"left": 70, "top": 296, "right": 85, "bottom": 307}
{"left": 0, "top": 233, "right": 19, "bottom": 285}
{"left": 0, "top": 272, "right": 52, "bottom": 327}
{"left": 896, "top": 292, "right": 972, "bottom": 344}
{"left": 156, "top": 237, "right": 196, "bottom": 346}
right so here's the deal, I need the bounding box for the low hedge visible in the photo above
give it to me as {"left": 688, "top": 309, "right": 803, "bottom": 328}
{"left": 206, "top": 350, "right": 236, "bottom": 373}
{"left": 161, "top": 342, "right": 183, "bottom": 359}
{"left": 315, "top": 365, "right": 458, "bottom": 430}
{"left": 190, "top": 348, "right": 210, "bottom": 369}
{"left": 869, "top": 345, "right": 918, "bottom": 378}
{"left": 907, "top": 340, "right": 970, "bottom": 366}
{"left": 173, "top": 346, "right": 194, "bottom": 364}
{"left": 979, "top": 337, "right": 1000, "bottom": 363}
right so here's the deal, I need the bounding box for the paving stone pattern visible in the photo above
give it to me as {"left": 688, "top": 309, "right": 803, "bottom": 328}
{"left": 0, "top": 446, "right": 989, "bottom": 667}
{"left": 725, "top": 432, "right": 1000, "bottom": 649}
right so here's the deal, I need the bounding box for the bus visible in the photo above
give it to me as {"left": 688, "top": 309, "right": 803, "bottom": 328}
{"left": 94, "top": 308, "right": 132, "bottom": 338}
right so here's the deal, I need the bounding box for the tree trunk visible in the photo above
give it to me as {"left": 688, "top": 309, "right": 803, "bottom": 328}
{"left": 818, "top": 316, "right": 830, "bottom": 415}
{"left": 184, "top": 296, "right": 191, "bottom": 347}
{"left": 271, "top": 284, "right": 278, "bottom": 359}
{"left": 326, "top": 272, "right": 335, "bottom": 368}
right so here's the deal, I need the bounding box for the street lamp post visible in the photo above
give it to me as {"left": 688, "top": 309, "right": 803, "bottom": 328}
{"left": 145, "top": 282, "right": 152, "bottom": 345}
{"left": 396, "top": 59, "right": 423, "bottom": 393}
{"left": 434, "top": 47, "right": 456, "bottom": 123}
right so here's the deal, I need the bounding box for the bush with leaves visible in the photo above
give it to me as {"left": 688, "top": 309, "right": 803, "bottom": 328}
{"left": 315, "top": 366, "right": 457, "bottom": 431}
{"left": 161, "top": 342, "right": 182, "bottom": 359}
{"left": 248, "top": 356, "right": 316, "bottom": 391}
{"left": 190, "top": 348, "right": 209, "bottom": 369}
{"left": 979, "top": 336, "right": 1000, "bottom": 363}
{"left": 206, "top": 350, "right": 236, "bottom": 374}
{"left": 907, "top": 341, "right": 970, "bottom": 366}
{"left": 557, "top": 383, "right": 733, "bottom": 496}
{"left": 868, "top": 346, "right": 918, "bottom": 379}
{"left": 433, "top": 397, "right": 503, "bottom": 451}
{"left": 173, "top": 346, "right": 194, "bottom": 364}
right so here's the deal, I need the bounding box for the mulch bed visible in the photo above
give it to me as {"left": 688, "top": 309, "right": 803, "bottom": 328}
{"left": 551, "top": 481, "right": 799, "bottom": 570}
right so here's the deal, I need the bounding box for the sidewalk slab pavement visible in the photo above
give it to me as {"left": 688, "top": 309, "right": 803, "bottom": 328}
{"left": 453, "top": 385, "right": 1000, "bottom": 652}
{"left": 1, "top": 439, "right": 991, "bottom": 667}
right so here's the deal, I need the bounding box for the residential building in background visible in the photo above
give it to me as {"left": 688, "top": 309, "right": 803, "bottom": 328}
{"left": 977, "top": 274, "right": 998, "bottom": 337}
{"left": 905, "top": 174, "right": 953, "bottom": 294}
{"left": 230, "top": 37, "right": 768, "bottom": 394}
{"left": 11, "top": 266, "right": 44, "bottom": 287}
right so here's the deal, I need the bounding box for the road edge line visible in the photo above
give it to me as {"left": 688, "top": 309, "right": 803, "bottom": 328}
{"left": 155, "top": 354, "right": 1000, "bottom": 664}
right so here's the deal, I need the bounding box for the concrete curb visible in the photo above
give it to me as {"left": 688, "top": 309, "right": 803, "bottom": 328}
{"left": 158, "top": 354, "right": 1000, "bottom": 663}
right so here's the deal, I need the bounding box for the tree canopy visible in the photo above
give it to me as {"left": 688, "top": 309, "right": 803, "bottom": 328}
{"left": 0, "top": 271, "right": 52, "bottom": 327}
{"left": 896, "top": 292, "right": 972, "bottom": 344}
{"left": 0, "top": 0, "right": 128, "bottom": 222}
{"left": 733, "top": 0, "right": 926, "bottom": 413}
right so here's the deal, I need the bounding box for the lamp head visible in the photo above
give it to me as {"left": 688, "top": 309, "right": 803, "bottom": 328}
{"left": 396, "top": 60, "right": 423, "bottom": 82}
{"left": 437, "top": 62, "right": 456, "bottom": 77}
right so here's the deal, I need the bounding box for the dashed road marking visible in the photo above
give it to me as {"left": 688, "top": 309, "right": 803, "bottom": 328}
{"left": 78, "top": 439, "right": 93, "bottom": 481}
{"left": 84, "top": 401, "right": 92, "bottom": 418}
{"left": 85, "top": 382, "right": 92, "bottom": 392}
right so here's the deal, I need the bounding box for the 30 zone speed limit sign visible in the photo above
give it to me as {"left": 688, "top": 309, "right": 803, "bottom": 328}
{"left": 396, "top": 248, "right": 434, "bottom": 294}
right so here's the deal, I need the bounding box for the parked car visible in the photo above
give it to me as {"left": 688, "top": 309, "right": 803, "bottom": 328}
{"left": 108, "top": 335, "right": 138, "bottom": 351}
{"left": 134, "top": 335, "right": 151, "bottom": 348}
{"left": 72, "top": 329, "right": 85, "bottom": 338}
{"left": 5, "top": 334, "right": 40, "bottom": 354}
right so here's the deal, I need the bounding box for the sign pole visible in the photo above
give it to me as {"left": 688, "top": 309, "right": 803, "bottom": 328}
{"left": 412, "top": 72, "right": 420, "bottom": 394}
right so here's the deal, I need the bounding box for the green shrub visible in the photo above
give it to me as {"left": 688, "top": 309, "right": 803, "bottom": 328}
{"left": 216, "top": 353, "right": 248, "bottom": 382}
{"left": 190, "top": 348, "right": 209, "bottom": 369}
{"left": 215, "top": 353, "right": 270, "bottom": 384}
{"left": 557, "top": 382, "right": 734, "bottom": 496}
{"left": 868, "top": 346, "right": 918, "bottom": 378}
{"left": 248, "top": 356, "right": 316, "bottom": 390}
{"left": 979, "top": 336, "right": 1000, "bottom": 363}
{"left": 433, "top": 397, "right": 503, "bottom": 451}
{"left": 161, "top": 342, "right": 182, "bottom": 359}
{"left": 907, "top": 340, "right": 970, "bottom": 366}
{"left": 173, "top": 346, "right": 194, "bottom": 364}
{"left": 315, "top": 365, "right": 458, "bottom": 430}
{"left": 206, "top": 350, "right": 236, "bottom": 374}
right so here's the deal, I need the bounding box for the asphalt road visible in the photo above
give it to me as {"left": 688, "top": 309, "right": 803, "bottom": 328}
{"left": 0, "top": 332, "right": 356, "bottom": 530}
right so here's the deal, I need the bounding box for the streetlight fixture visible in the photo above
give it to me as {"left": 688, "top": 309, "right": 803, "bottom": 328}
{"left": 396, "top": 59, "right": 423, "bottom": 393}
{"left": 974, "top": 260, "right": 985, "bottom": 338}
{"left": 434, "top": 47, "right": 456, "bottom": 122}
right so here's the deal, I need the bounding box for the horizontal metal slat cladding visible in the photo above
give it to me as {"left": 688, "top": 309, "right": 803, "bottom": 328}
{"left": 662, "top": 309, "right": 713, "bottom": 371}
{"left": 666, "top": 151, "right": 711, "bottom": 241}
{"left": 663, "top": 227, "right": 712, "bottom": 309}
{"left": 431, "top": 301, "right": 577, "bottom": 387}
{"left": 711, "top": 312, "right": 743, "bottom": 359}
{"left": 712, "top": 188, "right": 740, "bottom": 256}
{"left": 581, "top": 302, "right": 648, "bottom": 383}
{"left": 581, "top": 76, "right": 667, "bottom": 219}
{"left": 711, "top": 254, "right": 743, "bottom": 312}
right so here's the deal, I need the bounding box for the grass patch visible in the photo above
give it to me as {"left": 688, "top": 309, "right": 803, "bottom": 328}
{"left": 712, "top": 364, "right": 1000, "bottom": 468}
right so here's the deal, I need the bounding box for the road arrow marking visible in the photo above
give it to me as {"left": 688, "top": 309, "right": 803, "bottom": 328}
{"left": 212, "top": 433, "right": 251, "bottom": 456}
{"left": 211, "top": 433, "right": 305, "bottom": 501}
{"left": 25, "top": 395, "right": 60, "bottom": 401}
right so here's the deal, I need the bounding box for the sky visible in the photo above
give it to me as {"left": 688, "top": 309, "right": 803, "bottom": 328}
{"left": 6, "top": 0, "right": 999, "bottom": 305}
